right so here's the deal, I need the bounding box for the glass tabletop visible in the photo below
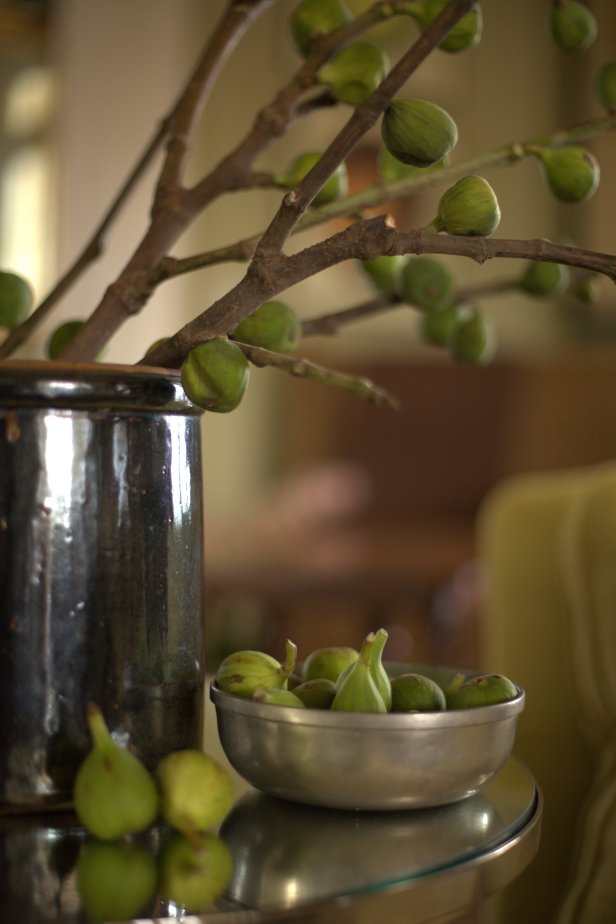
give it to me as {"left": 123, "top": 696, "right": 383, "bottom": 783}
{"left": 0, "top": 684, "right": 541, "bottom": 923}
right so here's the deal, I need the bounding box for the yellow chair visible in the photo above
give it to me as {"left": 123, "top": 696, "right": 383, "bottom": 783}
{"left": 476, "top": 462, "right": 616, "bottom": 923}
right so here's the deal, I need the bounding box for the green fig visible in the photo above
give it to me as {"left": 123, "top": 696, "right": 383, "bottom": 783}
{"left": 538, "top": 146, "right": 599, "bottom": 203}
{"left": 399, "top": 256, "right": 453, "bottom": 311}
{"left": 158, "top": 832, "right": 234, "bottom": 912}
{"left": 253, "top": 687, "right": 306, "bottom": 707}
{"left": 367, "top": 626, "right": 392, "bottom": 711}
{"left": 432, "top": 175, "right": 500, "bottom": 236}
{"left": 331, "top": 633, "right": 388, "bottom": 713}
{"left": 359, "top": 255, "right": 406, "bottom": 295}
{"left": 550, "top": 0, "right": 597, "bottom": 53}
{"left": 231, "top": 301, "right": 301, "bottom": 356}
{"left": 390, "top": 673, "right": 447, "bottom": 711}
{"left": 518, "top": 260, "right": 569, "bottom": 297}
{"left": 181, "top": 337, "right": 249, "bottom": 413}
{"left": 273, "top": 151, "right": 348, "bottom": 205}
{"left": 568, "top": 270, "right": 600, "bottom": 303}
{"left": 450, "top": 310, "right": 494, "bottom": 364}
{"left": 420, "top": 302, "right": 467, "bottom": 347}
{"left": 443, "top": 671, "right": 467, "bottom": 707}
{"left": 408, "top": 0, "right": 483, "bottom": 53}
{"left": 595, "top": 61, "right": 616, "bottom": 112}
{"left": 292, "top": 677, "right": 337, "bottom": 708}
{"left": 73, "top": 704, "right": 160, "bottom": 841}
{"left": 377, "top": 147, "right": 445, "bottom": 182}
{"left": 215, "top": 639, "right": 298, "bottom": 697}
{"left": 301, "top": 645, "right": 359, "bottom": 683}
{"left": 76, "top": 840, "right": 157, "bottom": 921}
{"left": 157, "top": 749, "right": 234, "bottom": 834}
{"left": 381, "top": 98, "right": 458, "bottom": 167}
{"left": 317, "top": 41, "right": 389, "bottom": 105}
{"left": 46, "top": 320, "right": 85, "bottom": 359}
{"left": 289, "top": 0, "right": 354, "bottom": 57}
{"left": 447, "top": 672, "right": 518, "bottom": 708}
{"left": 144, "top": 336, "right": 170, "bottom": 357}
{"left": 0, "top": 269, "right": 33, "bottom": 329}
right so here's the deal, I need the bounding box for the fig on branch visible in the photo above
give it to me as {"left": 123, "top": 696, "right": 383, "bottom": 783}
{"left": 231, "top": 300, "right": 301, "bottom": 356}
{"left": 406, "top": 0, "right": 483, "bottom": 54}
{"left": 73, "top": 703, "right": 160, "bottom": 841}
{"left": 301, "top": 644, "right": 358, "bottom": 682}
{"left": 432, "top": 175, "right": 500, "bottom": 236}
{"left": 317, "top": 41, "right": 389, "bottom": 105}
{"left": 215, "top": 639, "right": 298, "bottom": 697}
{"left": 595, "top": 61, "right": 616, "bottom": 112}
{"left": 381, "top": 98, "right": 458, "bottom": 167}
{"left": 538, "top": 145, "right": 600, "bottom": 203}
{"left": 273, "top": 151, "right": 348, "bottom": 205}
{"left": 399, "top": 256, "right": 453, "bottom": 311}
{"left": 0, "top": 269, "right": 33, "bottom": 329}
{"left": 157, "top": 749, "right": 234, "bottom": 834}
{"left": 420, "top": 302, "right": 466, "bottom": 347}
{"left": 47, "top": 320, "right": 86, "bottom": 359}
{"left": 550, "top": 0, "right": 597, "bottom": 53}
{"left": 331, "top": 632, "right": 388, "bottom": 712}
{"left": 518, "top": 260, "right": 569, "bottom": 297}
{"left": 289, "top": 0, "right": 354, "bottom": 57}
{"left": 360, "top": 255, "right": 406, "bottom": 295}
{"left": 450, "top": 310, "right": 494, "bottom": 364}
{"left": 181, "top": 337, "right": 249, "bottom": 413}
{"left": 376, "top": 147, "right": 445, "bottom": 182}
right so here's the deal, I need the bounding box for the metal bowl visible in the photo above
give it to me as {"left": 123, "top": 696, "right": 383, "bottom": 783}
{"left": 210, "top": 663, "right": 525, "bottom": 811}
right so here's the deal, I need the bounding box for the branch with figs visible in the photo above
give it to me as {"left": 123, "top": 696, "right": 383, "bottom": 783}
{"left": 1, "top": 0, "right": 615, "bottom": 412}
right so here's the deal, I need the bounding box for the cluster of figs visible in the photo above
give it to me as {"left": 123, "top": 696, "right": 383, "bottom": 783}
{"left": 214, "top": 628, "right": 518, "bottom": 713}
{"left": 69, "top": 704, "right": 236, "bottom": 917}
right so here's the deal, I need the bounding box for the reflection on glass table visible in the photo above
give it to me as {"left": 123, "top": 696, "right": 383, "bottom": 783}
{"left": 0, "top": 754, "right": 540, "bottom": 924}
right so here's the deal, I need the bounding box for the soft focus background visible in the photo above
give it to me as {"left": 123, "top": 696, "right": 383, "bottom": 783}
{"left": 2, "top": 0, "right": 616, "bottom": 667}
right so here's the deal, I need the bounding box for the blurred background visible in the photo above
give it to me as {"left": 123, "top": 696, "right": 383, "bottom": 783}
{"left": 2, "top": 0, "right": 616, "bottom": 669}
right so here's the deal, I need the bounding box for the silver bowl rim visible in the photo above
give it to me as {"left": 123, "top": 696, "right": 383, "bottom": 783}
{"left": 209, "top": 681, "right": 525, "bottom": 730}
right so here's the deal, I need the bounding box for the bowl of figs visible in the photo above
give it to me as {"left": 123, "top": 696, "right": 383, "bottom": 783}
{"left": 209, "top": 628, "right": 525, "bottom": 811}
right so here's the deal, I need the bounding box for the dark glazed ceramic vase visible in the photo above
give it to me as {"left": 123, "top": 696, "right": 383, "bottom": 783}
{"left": 0, "top": 361, "right": 206, "bottom": 810}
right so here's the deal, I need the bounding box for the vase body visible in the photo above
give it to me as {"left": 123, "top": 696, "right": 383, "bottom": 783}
{"left": 0, "top": 361, "right": 206, "bottom": 811}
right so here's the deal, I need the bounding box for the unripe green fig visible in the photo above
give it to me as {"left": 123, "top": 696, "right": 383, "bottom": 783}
{"left": 158, "top": 832, "right": 234, "bottom": 912}
{"left": 331, "top": 633, "right": 388, "bottom": 713}
{"left": 367, "top": 626, "right": 392, "bottom": 711}
{"left": 0, "top": 269, "right": 33, "bottom": 329}
{"left": 450, "top": 310, "right": 494, "bottom": 364}
{"left": 73, "top": 703, "right": 160, "bottom": 841}
{"left": 144, "top": 336, "right": 170, "bottom": 357}
{"left": 317, "top": 41, "right": 389, "bottom": 105}
{"left": 568, "top": 270, "right": 600, "bottom": 303}
{"left": 46, "top": 320, "right": 85, "bottom": 359}
{"left": 447, "top": 672, "right": 518, "bottom": 708}
{"left": 399, "top": 256, "right": 453, "bottom": 311}
{"left": 359, "top": 255, "right": 406, "bottom": 295}
{"left": 302, "top": 645, "right": 358, "bottom": 683}
{"left": 444, "top": 671, "right": 467, "bottom": 707}
{"left": 420, "top": 302, "right": 466, "bottom": 347}
{"left": 215, "top": 639, "right": 298, "bottom": 697}
{"left": 292, "top": 677, "right": 337, "bottom": 708}
{"left": 381, "top": 98, "right": 458, "bottom": 167}
{"left": 391, "top": 673, "right": 447, "bottom": 711}
{"left": 518, "top": 260, "right": 569, "bottom": 297}
{"left": 432, "top": 175, "right": 500, "bottom": 236}
{"left": 595, "top": 61, "right": 616, "bottom": 112}
{"left": 377, "top": 147, "right": 445, "bottom": 182}
{"left": 539, "top": 145, "right": 599, "bottom": 203}
{"left": 273, "top": 151, "right": 348, "bottom": 205}
{"left": 181, "top": 337, "right": 249, "bottom": 413}
{"left": 550, "top": 0, "right": 597, "bottom": 53}
{"left": 231, "top": 301, "right": 301, "bottom": 356}
{"left": 76, "top": 840, "right": 157, "bottom": 921}
{"left": 157, "top": 749, "right": 234, "bottom": 834}
{"left": 253, "top": 688, "right": 306, "bottom": 707}
{"left": 289, "top": 0, "right": 354, "bottom": 57}
{"left": 408, "top": 0, "right": 483, "bottom": 53}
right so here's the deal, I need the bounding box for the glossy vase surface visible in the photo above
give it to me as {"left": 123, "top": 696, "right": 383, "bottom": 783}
{"left": 0, "top": 361, "right": 206, "bottom": 810}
